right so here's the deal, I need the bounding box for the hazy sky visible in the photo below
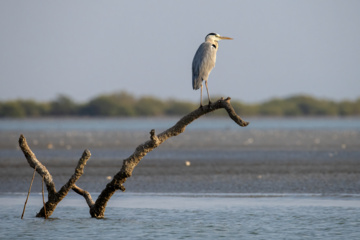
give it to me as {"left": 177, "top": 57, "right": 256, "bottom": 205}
{"left": 1, "top": 1, "right": 359, "bottom": 103}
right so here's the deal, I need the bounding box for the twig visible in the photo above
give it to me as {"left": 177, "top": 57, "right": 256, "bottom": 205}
{"left": 42, "top": 175, "right": 47, "bottom": 219}
{"left": 21, "top": 166, "right": 37, "bottom": 219}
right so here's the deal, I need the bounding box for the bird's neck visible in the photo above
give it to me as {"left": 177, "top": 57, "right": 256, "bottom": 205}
{"left": 207, "top": 40, "right": 218, "bottom": 49}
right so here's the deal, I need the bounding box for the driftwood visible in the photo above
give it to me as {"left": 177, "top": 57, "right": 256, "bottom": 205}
{"left": 19, "top": 135, "right": 91, "bottom": 217}
{"left": 19, "top": 97, "right": 249, "bottom": 218}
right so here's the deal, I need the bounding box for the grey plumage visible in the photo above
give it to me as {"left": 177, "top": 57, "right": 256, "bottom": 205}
{"left": 191, "top": 33, "right": 232, "bottom": 107}
{"left": 192, "top": 42, "right": 217, "bottom": 90}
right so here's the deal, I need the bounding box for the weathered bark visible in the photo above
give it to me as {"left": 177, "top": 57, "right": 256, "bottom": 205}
{"left": 19, "top": 97, "right": 248, "bottom": 218}
{"left": 72, "top": 184, "right": 95, "bottom": 208}
{"left": 89, "top": 97, "right": 249, "bottom": 218}
{"left": 19, "top": 135, "right": 91, "bottom": 218}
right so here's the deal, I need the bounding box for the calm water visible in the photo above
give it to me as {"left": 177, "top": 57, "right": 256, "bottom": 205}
{"left": 1, "top": 117, "right": 360, "bottom": 131}
{"left": 1, "top": 193, "right": 359, "bottom": 240}
{"left": 1, "top": 117, "right": 360, "bottom": 239}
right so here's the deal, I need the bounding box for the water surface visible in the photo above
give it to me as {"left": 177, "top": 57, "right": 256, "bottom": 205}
{"left": 1, "top": 117, "right": 360, "bottom": 131}
{"left": 1, "top": 117, "right": 359, "bottom": 239}
{"left": 1, "top": 193, "right": 359, "bottom": 240}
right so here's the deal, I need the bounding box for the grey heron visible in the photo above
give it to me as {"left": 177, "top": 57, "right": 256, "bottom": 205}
{"left": 192, "top": 33, "right": 233, "bottom": 108}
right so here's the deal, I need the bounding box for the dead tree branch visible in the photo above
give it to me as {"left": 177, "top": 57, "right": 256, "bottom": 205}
{"left": 19, "top": 135, "right": 91, "bottom": 218}
{"left": 72, "top": 184, "right": 95, "bottom": 208}
{"left": 19, "top": 97, "right": 248, "bottom": 218}
{"left": 89, "top": 97, "right": 249, "bottom": 218}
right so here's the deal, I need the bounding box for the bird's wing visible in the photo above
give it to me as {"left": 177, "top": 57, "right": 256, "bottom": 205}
{"left": 192, "top": 42, "right": 216, "bottom": 90}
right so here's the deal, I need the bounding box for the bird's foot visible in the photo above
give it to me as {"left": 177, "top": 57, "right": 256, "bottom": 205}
{"left": 199, "top": 104, "right": 204, "bottom": 110}
{"left": 208, "top": 101, "right": 212, "bottom": 110}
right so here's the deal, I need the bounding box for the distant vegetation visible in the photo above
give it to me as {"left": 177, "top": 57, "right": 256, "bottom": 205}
{"left": 0, "top": 92, "right": 359, "bottom": 118}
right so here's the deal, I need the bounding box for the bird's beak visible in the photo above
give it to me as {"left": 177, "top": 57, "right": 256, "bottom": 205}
{"left": 219, "top": 36, "right": 233, "bottom": 40}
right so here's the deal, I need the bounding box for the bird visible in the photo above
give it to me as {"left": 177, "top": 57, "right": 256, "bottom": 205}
{"left": 192, "top": 33, "right": 233, "bottom": 108}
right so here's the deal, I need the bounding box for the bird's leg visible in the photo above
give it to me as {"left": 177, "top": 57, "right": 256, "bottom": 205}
{"left": 199, "top": 84, "right": 203, "bottom": 109}
{"left": 205, "top": 80, "right": 212, "bottom": 107}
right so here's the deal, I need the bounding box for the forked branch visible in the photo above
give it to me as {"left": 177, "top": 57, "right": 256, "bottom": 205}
{"left": 19, "top": 97, "right": 249, "bottom": 218}
{"left": 19, "top": 135, "right": 91, "bottom": 218}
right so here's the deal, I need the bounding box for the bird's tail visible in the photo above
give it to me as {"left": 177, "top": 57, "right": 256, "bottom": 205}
{"left": 192, "top": 76, "right": 202, "bottom": 90}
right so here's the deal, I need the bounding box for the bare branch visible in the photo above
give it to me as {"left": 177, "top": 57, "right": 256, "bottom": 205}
{"left": 19, "top": 134, "right": 91, "bottom": 218}
{"left": 42, "top": 176, "right": 48, "bottom": 219}
{"left": 57, "top": 149, "right": 91, "bottom": 199}
{"left": 19, "top": 97, "right": 248, "bottom": 219}
{"left": 90, "top": 97, "right": 249, "bottom": 218}
{"left": 19, "top": 134, "right": 56, "bottom": 196}
{"left": 221, "top": 97, "right": 249, "bottom": 127}
{"left": 72, "top": 184, "right": 95, "bottom": 208}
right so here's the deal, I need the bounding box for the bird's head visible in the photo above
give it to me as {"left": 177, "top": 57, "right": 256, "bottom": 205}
{"left": 205, "top": 33, "right": 233, "bottom": 42}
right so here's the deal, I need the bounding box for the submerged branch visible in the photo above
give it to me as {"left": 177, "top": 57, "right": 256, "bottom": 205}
{"left": 72, "top": 184, "right": 95, "bottom": 208}
{"left": 57, "top": 150, "right": 91, "bottom": 199}
{"left": 19, "top": 135, "right": 57, "bottom": 196}
{"left": 19, "top": 97, "right": 248, "bottom": 219}
{"left": 90, "top": 97, "right": 249, "bottom": 218}
{"left": 19, "top": 135, "right": 91, "bottom": 218}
